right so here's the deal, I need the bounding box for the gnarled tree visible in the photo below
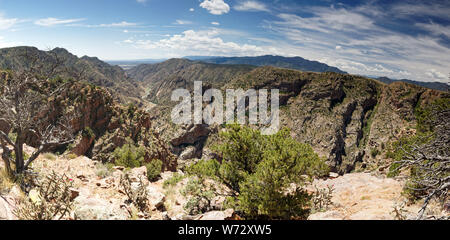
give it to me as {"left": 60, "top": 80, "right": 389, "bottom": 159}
{"left": 393, "top": 98, "right": 449, "bottom": 219}
{"left": 0, "top": 50, "right": 80, "bottom": 178}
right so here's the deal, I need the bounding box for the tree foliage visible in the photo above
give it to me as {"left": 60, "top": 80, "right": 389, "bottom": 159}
{"left": 186, "top": 124, "right": 329, "bottom": 219}
{"left": 113, "top": 141, "right": 146, "bottom": 168}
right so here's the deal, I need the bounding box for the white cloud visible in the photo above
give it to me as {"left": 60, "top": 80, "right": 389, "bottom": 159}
{"left": 425, "top": 69, "right": 447, "bottom": 81}
{"left": 265, "top": 5, "right": 450, "bottom": 82}
{"left": 416, "top": 22, "right": 450, "bottom": 38}
{"left": 0, "top": 14, "right": 18, "bottom": 30}
{"left": 67, "top": 21, "right": 139, "bottom": 28}
{"left": 98, "top": 21, "right": 137, "bottom": 27}
{"left": 34, "top": 17, "right": 85, "bottom": 26}
{"left": 175, "top": 20, "right": 193, "bottom": 25}
{"left": 124, "top": 29, "right": 277, "bottom": 57}
{"left": 391, "top": 2, "right": 450, "bottom": 20}
{"left": 275, "top": 8, "right": 374, "bottom": 34}
{"left": 200, "top": 0, "right": 230, "bottom": 15}
{"left": 211, "top": 22, "right": 220, "bottom": 25}
{"left": 189, "top": 8, "right": 195, "bottom": 12}
{"left": 234, "top": 1, "right": 270, "bottom": 12}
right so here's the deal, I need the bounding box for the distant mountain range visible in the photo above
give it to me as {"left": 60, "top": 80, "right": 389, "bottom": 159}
{"left": 185, "top": 55, "right": 347, "bottom": 74}
{"left": 375, "top": 77, "right": 449, "bottom": 92}
{"left": 107, "top": 59, "right": 166, "bottom": 70}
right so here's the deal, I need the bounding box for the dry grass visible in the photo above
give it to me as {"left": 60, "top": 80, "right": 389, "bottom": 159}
{"left": 0, "top": 168, "right": 15, "bottom": 194}
{"left": 66, "top": 153, "right": 78, "bottom": 160}
{"left": 42, "top": 153, "right": 57, "bottom": 161}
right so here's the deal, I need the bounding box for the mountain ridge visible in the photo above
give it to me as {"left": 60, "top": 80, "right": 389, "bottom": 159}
{"left": 375, "top": 76, "right": 449, "bottom": 92}
{"left": 0, "top": 46, "right": 145, "bottom": 105}
{"left": 186, "top": 55, "right": 347, "bottom": 74}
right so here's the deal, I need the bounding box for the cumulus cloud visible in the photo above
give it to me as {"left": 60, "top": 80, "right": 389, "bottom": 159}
{"left": 189, "top": 8, "right": 195, "bottom": 12}
{"left": 211, "top": 22, "right": 220, "bottom": 25}
{"left": 124, "top": 29, "right": 277, "bottom": 57}
{"left": 34, "top": 17, "right": 85, "bottom": 26}
{"left": 200, "top": 0, "right": 230, "bottom": 15}
{"left": 234, "top": 1, "right": 270, "bottom": 12}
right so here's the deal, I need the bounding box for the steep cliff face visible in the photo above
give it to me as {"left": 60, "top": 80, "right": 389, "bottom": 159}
{"left": 59, "top": 82, "right": 176, "bottom": 171}
{"left": 0, "top": 75, "right": 176, "bottom": 171}
{"left": 164, "top": 67, "right": 448, "bottom": 174}
{"left": 361, "top": 82, "right": 444, "bottom": 171}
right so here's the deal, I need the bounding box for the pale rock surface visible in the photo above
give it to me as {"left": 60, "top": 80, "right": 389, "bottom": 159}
{"left": 307, "top": 173, "right": 422, "bottom": 220}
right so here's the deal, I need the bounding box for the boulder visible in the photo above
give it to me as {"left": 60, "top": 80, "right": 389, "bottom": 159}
{"left": 73, "top": 190, "right": 128, "bottom": 220}
{"left": 171, "top": 124, "right": 210, "bottom": 146}
{"left": 71, "top": 134, "right": 95, "bottom": 156}
{"left": 329, "top": 172, "right": 339, "bottom": 178}
{"left": 147, "top": 185, "right": 165, "bottom": 210}
{"left": 179, "top": 146, "right": 197, "bottom": 161}
{"left": 128, "top": 166, "right": 148, "bottom": 183}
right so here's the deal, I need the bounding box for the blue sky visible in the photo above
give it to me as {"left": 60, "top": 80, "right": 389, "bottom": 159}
{"left": 0, "top": 0, "right": 449, "bottom": 82}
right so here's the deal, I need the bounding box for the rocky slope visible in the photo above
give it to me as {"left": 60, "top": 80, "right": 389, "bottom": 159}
{"left": 307, "top": 172, "right": 447, "bottom": 220}
{"left": 0, "top": 47, "right": 145, "bottom": 105}
{"left": 127, "top": 58, "right": 255, "bottom": 104}
{"left": 0, "top": 71, "right": 176, "bottom": 171}
{"left": 2, "top": 148, "right": 446, "bottom": 220}
{"left": 151, "top": 66, "right": 447, "bottom": 174}
{"left": 0, "top": 146, "right": 236, "bottom": 220}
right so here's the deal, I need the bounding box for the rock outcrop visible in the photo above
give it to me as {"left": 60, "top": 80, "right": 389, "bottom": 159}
{"left": 307, "top": 172, "right": 448, "bottom": 220}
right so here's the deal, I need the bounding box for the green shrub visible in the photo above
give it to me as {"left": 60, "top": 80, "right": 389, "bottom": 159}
{"left": 66, "top": 153, "right": 78, "bottom": 160}
{"left": 8, "top": 132, "right": 17, "bottom": 143}
{"left": 146, "top": 159, "right": 163, "bottom": 181}
{"left": 11, "top": 151, "right": 30, "bottom": 161}
{"left": 370, "top": 148, "right": 379, "bottom": 158}
{"left": 96, "top": 163, "right": 114, "bottom": 179}
{"left": 186, "top": 124, "right": 329, "bottom": 219}
{"left": 113, "top": 143, "right": 145, "bottom": 168}
{"left": 82, "top": 127, "right": 95, "bottom": 138}
{"left": 127, "top": 103, "right": 137, "bottom": 117}
{"left": 181, "top": 177, "right": 216, "bottom": 215}
{"left": 163, "top": 173, "right": 185, "bottom": 189}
